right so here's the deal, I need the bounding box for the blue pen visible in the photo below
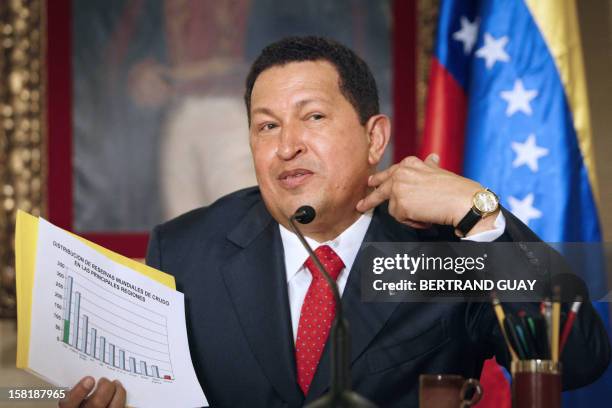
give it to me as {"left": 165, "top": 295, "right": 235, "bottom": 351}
{"left": 515, "top": 324, "right": 532, "bottom": 359}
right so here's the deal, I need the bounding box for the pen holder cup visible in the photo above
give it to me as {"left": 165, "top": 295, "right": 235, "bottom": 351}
{"left": 511, "top": 360, "right": 561, "bottom": 408}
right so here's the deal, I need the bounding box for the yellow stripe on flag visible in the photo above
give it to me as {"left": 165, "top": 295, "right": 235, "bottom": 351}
{"left": 525, "top": 0, "right": 599, "bottom": 201}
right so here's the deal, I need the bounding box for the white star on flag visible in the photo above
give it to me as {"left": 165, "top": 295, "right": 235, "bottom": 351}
{"left": 511, "top": 134, "right": 549, "bottom": 172}
{"left": 452, "top": 16, "right": 479, "bottom": 54}
{"left": 500, "top": 79, "right": 538, "bottom": 116}
{"left": 508, "top": 193, "right": 542, "bottom": 226}
{"left": 475, "top": 33, "right": 510, "bottom": 69}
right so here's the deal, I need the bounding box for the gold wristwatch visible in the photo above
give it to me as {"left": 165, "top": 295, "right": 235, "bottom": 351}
{"left": 455, "top": 188, "right": 499, "bottom": 237}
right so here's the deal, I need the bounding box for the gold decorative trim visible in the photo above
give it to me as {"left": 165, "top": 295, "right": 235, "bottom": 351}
{"left": 511, "top": 359, "right": 562, "bottom": 375}
{"left": 416, "top": 0, "right": 439, "bottom": 143}
{"left": 0, "top": 0, "right": 45, "bottom": 318}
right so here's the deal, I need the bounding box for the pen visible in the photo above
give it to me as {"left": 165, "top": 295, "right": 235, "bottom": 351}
{"left": 504, "top": 315, "right": 527, "bottom": 360}
{"left": 552, "top": 286, "right": 561, "bottom": 363}
{"left": 515, "top": 322, "right": 531, "bottom": 359}
{"left": 559, "top": 296, "right": 582, "bottom": 356}
{"left": 526, "top": 315, "right": 537, "bottom": 338}
{"left": 518, "top": 311, "right": 539, "bottom": 359}
{"left": 491, "top": 294, "right": 519, "bottom": 361}
{"left": 543, "top": 298, "right": 552, "bottom": 359}
{"left": 534, "top": 315, "right": 551, "bottom": 359}
{"left": 526, "top": 315, "right": 543, "bottom": 358}
{"left": 535, "top": 316, "right": 550, "bottom": 360}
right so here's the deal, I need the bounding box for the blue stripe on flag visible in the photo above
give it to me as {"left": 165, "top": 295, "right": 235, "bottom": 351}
{"left": 434, "top": 0, "right": 611, "bottom": 405}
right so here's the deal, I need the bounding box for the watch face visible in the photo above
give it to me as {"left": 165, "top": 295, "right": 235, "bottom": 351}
{"left": 474, "top": 190, "right": 499, "bottom": 214}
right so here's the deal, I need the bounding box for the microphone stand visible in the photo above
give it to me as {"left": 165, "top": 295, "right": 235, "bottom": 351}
{"left": 289, "top": 207, "right": 378, "bottom": 408}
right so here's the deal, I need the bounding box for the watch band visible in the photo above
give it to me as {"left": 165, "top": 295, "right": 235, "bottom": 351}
{"left": 455, "top": 207, "right": 483, "bottom": 237}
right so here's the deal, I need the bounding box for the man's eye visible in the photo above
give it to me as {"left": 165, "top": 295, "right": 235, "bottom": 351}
{"left": 260, "top": 123, "right": 277, "bottom": 131}
{"left": 309, "top": 114, "right": 324, "bottom": 121}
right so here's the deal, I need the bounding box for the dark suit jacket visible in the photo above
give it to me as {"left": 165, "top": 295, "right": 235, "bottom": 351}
{"left": 146, "top": 187, "right": 610, "bottom": 407}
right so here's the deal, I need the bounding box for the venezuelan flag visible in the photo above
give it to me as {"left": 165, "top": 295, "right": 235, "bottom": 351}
{"left": 421, "top": 0, "right": 611, "bottom": 405}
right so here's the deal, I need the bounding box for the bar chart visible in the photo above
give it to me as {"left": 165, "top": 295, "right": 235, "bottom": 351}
{"left": 57, "top": 266, "right": 174, "bottom": 381}
{"left": 26, "top": 217, "right": 208, "bottom": 406}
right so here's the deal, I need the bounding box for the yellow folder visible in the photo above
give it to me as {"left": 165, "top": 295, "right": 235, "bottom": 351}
{"left": 14, "top": 210, "right": 175, "bottom": 369}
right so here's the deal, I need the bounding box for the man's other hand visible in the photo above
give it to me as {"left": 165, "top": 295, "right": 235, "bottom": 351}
{"left": 59, "top": 376, "right": 126, "bottom": 408}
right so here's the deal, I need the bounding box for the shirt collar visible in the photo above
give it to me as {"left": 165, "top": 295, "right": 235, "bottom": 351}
{"left": 279, "top": 210, "right": 374, "bottom": 282}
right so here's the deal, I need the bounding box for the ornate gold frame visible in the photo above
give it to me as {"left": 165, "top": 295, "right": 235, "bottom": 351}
{"left": 0, "top": 0, "right": 45, "bottom": 318}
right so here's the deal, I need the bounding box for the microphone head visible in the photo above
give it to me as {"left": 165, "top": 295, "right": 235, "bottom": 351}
{"left": 294, "top": 205, "right": 316, "bottom": 224}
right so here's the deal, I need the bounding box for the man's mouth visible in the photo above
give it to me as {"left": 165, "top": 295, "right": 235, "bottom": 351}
{"left": 277, "top": 169, "right": 314, "bottom": 189}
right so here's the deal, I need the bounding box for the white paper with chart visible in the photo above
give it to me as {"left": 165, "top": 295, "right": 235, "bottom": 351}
{"left": 26, "top": 218, "right": 208, "bottom": 407}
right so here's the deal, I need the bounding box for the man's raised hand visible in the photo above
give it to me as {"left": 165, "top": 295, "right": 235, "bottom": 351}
{"left": 356, "top": 154, "right": 483, "bottom": 230}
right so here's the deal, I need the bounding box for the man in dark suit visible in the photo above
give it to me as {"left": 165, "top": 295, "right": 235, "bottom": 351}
{"left": 62, "top": 36, "right": 610, "bottom": 408}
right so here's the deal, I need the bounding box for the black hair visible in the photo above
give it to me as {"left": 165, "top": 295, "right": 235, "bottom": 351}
{"left": 244, "top": 36, "right": 379, "bottom": 126}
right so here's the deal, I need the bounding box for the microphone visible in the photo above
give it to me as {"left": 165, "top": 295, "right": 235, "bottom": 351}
{"left": 293, "top": 205, "right": 316, "bottom": 224}
{"left": 289, "top": 206, "right": 377, "bottom": 408}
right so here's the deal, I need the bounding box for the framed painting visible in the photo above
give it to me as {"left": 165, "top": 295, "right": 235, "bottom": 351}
{"left": 45, "top": 0, "right": 417, "bottom": 258}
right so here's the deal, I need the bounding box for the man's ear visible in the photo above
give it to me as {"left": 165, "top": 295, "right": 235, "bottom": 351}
{"left": 365, "top": 114, "right": 391, "bottom": 166}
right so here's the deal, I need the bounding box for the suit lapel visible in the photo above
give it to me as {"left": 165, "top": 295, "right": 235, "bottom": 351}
{"left": 220, "top": 199, "right": 422, "bottom": 404}
{"left": 221, "top": 201, "right": 303, "bottom": 406}
{"left": 305, "top": 206, "right": 419, "bottom": 402}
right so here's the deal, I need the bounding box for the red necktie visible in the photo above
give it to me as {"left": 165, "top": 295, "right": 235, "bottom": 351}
{"left": 295, "top": 245, "right": 345, "bottom": 395}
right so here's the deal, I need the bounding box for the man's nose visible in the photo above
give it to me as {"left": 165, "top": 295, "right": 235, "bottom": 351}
{"left": 276, "top": 122, "right": 306, "bottom": 160}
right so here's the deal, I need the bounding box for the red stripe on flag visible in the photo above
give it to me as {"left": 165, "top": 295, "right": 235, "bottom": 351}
{"left": 420, "top": 57, "right": 467, "bottom": 173}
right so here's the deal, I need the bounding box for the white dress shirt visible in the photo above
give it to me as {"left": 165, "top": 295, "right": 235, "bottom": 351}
{"left": 279, "top": 211, "right": 506, "bottom": 341}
